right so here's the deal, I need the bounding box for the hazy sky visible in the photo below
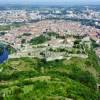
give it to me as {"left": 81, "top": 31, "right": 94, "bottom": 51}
{"left": 0, "top": 0, "right": 100, "bottom": 5}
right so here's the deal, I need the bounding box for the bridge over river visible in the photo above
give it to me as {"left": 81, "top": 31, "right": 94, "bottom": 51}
{"left": 0, "top": 40, "right": 17, "bottom": 63}
{"left": 0, "top": 40, "right": 17, "bottom": 50}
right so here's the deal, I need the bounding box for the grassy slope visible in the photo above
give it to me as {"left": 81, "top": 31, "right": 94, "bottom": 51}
{"left": 0, "top": 52, "right": 100, "bottom": 100}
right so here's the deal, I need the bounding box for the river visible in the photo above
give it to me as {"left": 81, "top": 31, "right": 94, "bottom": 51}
{"left": 0, "top": 48, "right": 9, "bottom": 64}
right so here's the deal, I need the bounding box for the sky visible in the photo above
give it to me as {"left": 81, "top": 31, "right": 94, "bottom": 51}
{"left": 0, "top": 0, "right": 100, "bottom": 5}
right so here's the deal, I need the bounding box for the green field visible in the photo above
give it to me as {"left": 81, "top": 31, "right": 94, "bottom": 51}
{"left": 0, "top": 23, "right": 25, "bottom": 31}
